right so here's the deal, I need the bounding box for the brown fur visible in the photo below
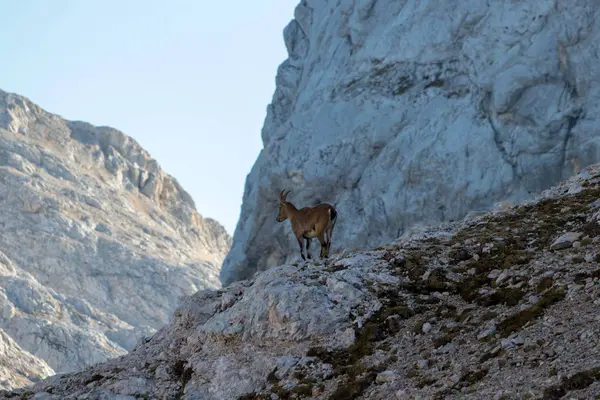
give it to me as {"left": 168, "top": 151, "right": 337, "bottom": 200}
{"left": 276, "top": 189, "right": 337, "bottom": 260}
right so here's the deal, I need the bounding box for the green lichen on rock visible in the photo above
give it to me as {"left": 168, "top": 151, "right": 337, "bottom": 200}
{"left": 536, "top": 276, "right": 554, "bottom": 292}
{"left": 542, "top": 366, "right": 600, "bottom": 399}
{"left": 496, "top": 286, "right": 566, "bottom": 337}
{"left": 246, "top": 181, "right": 600, "bottom": 400}
{"left": 305, "top": 287, "right": 419, "bottom": 399}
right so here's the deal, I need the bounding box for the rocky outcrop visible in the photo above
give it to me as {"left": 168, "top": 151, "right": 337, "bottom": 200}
{"left": 0, "top": 249, "right": 135, "bottom": 375}
{"left": 221, "top": 0, "right": 600, "bottom": 285}
{"left": 0, "top": 89, "right": 231, "bottom": 383}
{"left": 0, "top": 329, "right": 53, "bottom": 391}
{"left": 7, "top": 163, "right": 600, "bottom": 399}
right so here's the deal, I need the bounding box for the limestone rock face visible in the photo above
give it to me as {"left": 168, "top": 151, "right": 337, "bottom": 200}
{"left": 6, "top": 163, "right": 600, "bottom": 399}
{"left": 221, "top": 0, "right": 600, "bottom": 285}
{"left": 0, "top": 329, "right": 54, "bottom": 391}
{"left": 0, "top": 89, "right": 231, "bottom": 385}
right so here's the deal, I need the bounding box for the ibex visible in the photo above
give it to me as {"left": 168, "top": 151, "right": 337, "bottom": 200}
{"left": 276, "top": 189, "right": 338, "bottom": 261}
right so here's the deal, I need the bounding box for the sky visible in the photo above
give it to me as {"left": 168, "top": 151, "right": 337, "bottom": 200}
{"left": 0, "top": 0, "right": 298, "bottom": 234}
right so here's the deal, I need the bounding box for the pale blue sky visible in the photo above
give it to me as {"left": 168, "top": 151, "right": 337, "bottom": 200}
{"left": 0, "top": 0, "right": 298, "bottom": 234}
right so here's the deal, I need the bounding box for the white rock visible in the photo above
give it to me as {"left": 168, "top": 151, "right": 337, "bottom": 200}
{"left": 478, "top": 327, "right": 496, "bottom": 340}
{"left": 550, "top": 232, "right": 582, "bottom": 250}
{"left": 496, "top": 270, "right": 511, "bottom": 284}
{"left": 376, "top": 370, "right": 397, "bottom": 384}
{"left": 511, "top": 336, "right": 525, "bottom": 346}
{"left": 0, "top": 329, "right": 54, "bottom": 391}
{"left": 422, "top": 322, "right": 433, "bottom": 334}
{"left": 33, "top": 394, "right": 55, "bottom": 400}
{"left": 487, "top": 269, "right": 501, "bottom": 279}
{"left": 395, "top": 389, "right": 409, "bottom": 399}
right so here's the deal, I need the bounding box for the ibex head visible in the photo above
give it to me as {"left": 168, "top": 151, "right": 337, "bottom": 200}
{"left": 276, "top": 189, "right": 291, "bottom": 222}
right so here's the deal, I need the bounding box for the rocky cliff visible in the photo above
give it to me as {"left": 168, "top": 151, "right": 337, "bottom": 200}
{"left": 0, "top": 89, "right": 231, "bottom": 383}
{"left": 0, "top": 329, "right": 53, "bottom": 391}
{"left": 5, "top": 163, "right": 600, "bottom": 399}
{"left": 221, "top": 0, "right": 600, "bottom": 285}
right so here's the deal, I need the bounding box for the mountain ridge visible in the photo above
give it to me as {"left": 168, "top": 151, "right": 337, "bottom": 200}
{"left": 0, "top": 87, "right": 231, "bottom": 387}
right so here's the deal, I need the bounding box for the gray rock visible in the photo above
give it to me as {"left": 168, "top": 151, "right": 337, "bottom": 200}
{"left": 544, "top": 348, "right": 557, "bottom": 357}
{"left": 94, "top": 223, "right": 112, "bottom": 235}
{"left": 221, "top": 0, "right": 600, "bottom": 286}
{"left": 494, "top": 391, "right": 510, "bottom": 400}
{"left": 495, "top": 270, "right": 511, "bottom": 284}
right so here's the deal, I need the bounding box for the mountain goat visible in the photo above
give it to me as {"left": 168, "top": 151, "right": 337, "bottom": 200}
{"left": 276, "top": 189, "right": 338, "bottom": 260}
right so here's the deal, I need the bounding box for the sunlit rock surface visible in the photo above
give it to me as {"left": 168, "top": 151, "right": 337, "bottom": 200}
{"left": 0, "top": 88, "right": 231, "bottom": 385}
